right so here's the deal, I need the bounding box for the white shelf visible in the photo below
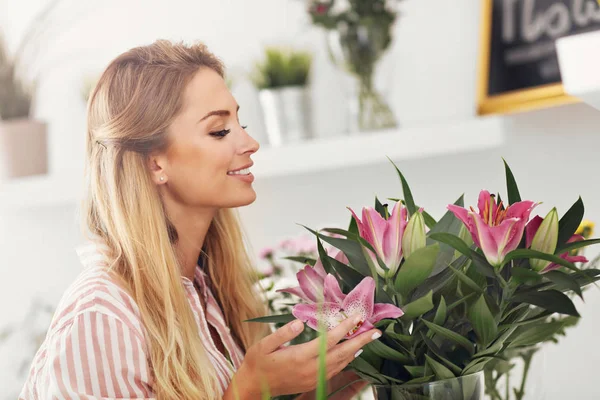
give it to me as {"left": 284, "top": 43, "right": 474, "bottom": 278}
{"left": 252, "top": 116, "right": 505, "bottom": 178}
{"left": 557, "top": 31, "right": 600, "bottom": 111}
{"left": 0, "top": 116, "right": 505, "bottom": 209}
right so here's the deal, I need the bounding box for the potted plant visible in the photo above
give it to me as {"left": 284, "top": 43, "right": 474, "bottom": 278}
{"left": 251, "top": 46, "right": 313, "bottom": 147}
{"left": 0, "top": 32, "right": 47, "bottom": 179}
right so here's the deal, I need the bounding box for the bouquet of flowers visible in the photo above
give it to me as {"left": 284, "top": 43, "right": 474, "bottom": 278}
{"left": 251, "top": 160, "right": 600, "bottom": 399}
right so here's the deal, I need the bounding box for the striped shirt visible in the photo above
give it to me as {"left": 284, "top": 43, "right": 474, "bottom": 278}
{"left": 19, "top": 240, "right": 245, "bottom": 399}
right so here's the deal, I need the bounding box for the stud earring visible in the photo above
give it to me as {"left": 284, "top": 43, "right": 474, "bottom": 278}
{"left": 160, "top": 176, "right": 165, "bottom": 182}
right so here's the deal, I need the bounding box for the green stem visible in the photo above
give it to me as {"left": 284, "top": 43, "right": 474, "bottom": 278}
{"left": 505, "top": 370, "right": 510, "bottom": 400}
{"left": 514, "top": 351, "right": 535, "bottom": 400}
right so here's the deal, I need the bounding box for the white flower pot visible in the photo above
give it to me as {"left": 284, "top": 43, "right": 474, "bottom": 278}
{"left": 258, "top": 86, "right": 313, "bottom": 147}
{"left": 0, "top": 119, "right": 48, "bottom": 179}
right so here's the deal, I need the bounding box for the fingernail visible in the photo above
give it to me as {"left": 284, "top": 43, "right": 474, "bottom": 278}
{"left": 292, "top": 320, "right": 304, "bottom": 333}
{"left": 353, "top": 314, "right": 363, "bottom": 325}
{"left": 371, "top": 331, "right": 382, "bottom": 340}
{"left": 354, "top": 349, "right": 363, "bottom": 358}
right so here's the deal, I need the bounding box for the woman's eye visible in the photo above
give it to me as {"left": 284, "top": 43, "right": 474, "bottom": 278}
{"left": 209, "top": 129, "right": 231, "bottom": 138}
{"left": 241, "top": 125, "right": 248, "bottom": 130}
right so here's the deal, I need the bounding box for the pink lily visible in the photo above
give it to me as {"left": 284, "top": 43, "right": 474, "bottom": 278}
{"left": 291, "top": 276, "right": 404, "bottom": 339}
{"left": 276, "top": 250, "right": 348, "bottom": 304}
{"left": 447, "top": 190, "right": 538, "bottom": 268}
{"left": 348, "top": 202, "right": 408, "bottom": 278}
{"left": 526, "top": 216, "right": 588, "bottom": 273}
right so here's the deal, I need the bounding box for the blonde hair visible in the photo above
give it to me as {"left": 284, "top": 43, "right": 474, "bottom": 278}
{"left": 82, "top": 40, "right": 268, "bottom": 399}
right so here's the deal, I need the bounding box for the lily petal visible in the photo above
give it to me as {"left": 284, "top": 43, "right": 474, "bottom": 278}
{"left": 292, "top": 302, "right": 345, "bottom": 331}
{"left": 505, "top": 200, "right": 538, "bottom": 220}
{"left": 333, "top": 249, "right": 349, "bottom": 265}
{"left": 490, "top": 217, "right": 521, "bottom": 258}
{"left": 297, "top": 266, "right": 325, "bottom": 302}
{"left": 541, "top": 254, "right": 589, "bottom": 273}
{"left": 371, "top": 303, "right": 404, "bottom": 321}
{"left": 276, "top": 286, "right": 313, "bottom": 303}
{"left": 447, "top": 205, "right": 480, "bottom": 248}
{"left": 313, "top": 258, "right": 327, "bottom": 280}
{"left": 470, "top": 212, "right": 502, "bottom": 266}
{"left": 526, "top": 215, "right": 543, "bottom": 248}
{"left": 323, "top": 274, "right": 346, "bottom": 305}
{"left": 342, "top": 277, "right": 376, "bottom": 322}
{"left": 362, "top": 207, "right": 388, "bottom": 257}
{"left": 382, "top": 202, "right": 406, "bottom": 273}
{"left": 347, "top": 319, "right": 375, "bottom": 339}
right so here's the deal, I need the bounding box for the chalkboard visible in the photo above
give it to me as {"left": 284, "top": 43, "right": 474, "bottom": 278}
{"left": 478, "top": 0, "right": 600, "bottom": 115}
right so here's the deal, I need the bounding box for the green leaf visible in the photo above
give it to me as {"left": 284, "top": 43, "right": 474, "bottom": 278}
{"left": 422, "top": 210, "right": 437, "bottom": 230}
{"left": 462, "top": 356, "right": 494, "bottom": 375}
{"left": 429, "top": 233, "right": 473, "bottom": 259}
{"left": 422, "top": 320, "right": 475, "bottom": 353}
{"left": 245, "top": 313, "right": 295, "bottom": 324}
{"left": 447, "top": 292, "right": 477, "bottom": 313}
{"left": 425, "top": 354, "right": 455, "bottom": 380}
{"left": 511, "top": 267, "right": 543, "bottom": 284}
{"left": 433, "top": 296, "right": 447, "bottom": 326}
{"left": 328, "top": 253, "right": 364, "bottom": 290}
{"left": 348, "top": 215, "right": 359, "bottom": 236}
{"left": 403, "top": 375, "right": 435, "bottom": 386}
{"left": 511, "top": 289, "right": 580, "bottom": 317}
{"left": 557, "top": 197, "right": 584, "bottom": 248}
{"left": 468, "top": 295, "right": 498, "bottom": 347}
{"left": 448, "top": 265, "right": 484, "bottom": 294}
{"left": 350, "top": 357, "right": 387, "bottom": 384}
{"left": 428, "top": 195, "right": 465, "bottom": 235}
{"left": 556, "top": 238, "right": 600, "bottom": 255}
{"left": 421, "top": 335, "right": 463, "bottom": 375}
{"left": 389, "top": 157, "right": 417, "bottom": 217}
{"left": 400, "top": 291, "right": 434, "bottom": 320}
{"left": 404, "top": 365, "right": 425, "bottom": 377}
{"left": 364, "top": 340, "right": 412, "bottom": 364}
{"left": 395, "top": 244, "right": 440, "bottom": 297}
{"left": 498, "top": 310, "right": 553, "bottom": 330}
{"left": 375, "top": 196, "right": 388, "bottom": 219}
{"left": 503, "top": 158, "right": 521, "bottom": 204}
{"left": 301, "top": 225, "right": 371, "bottom": 276}
{"left": 471, "top": 251, "right": 496, "bottom": 278}
{"left": 410, "top": 267, "right": 455, "bottom": 301}
{"left": 509, "top": 319, "right": 574, "bottom": 348}
{"left": 543, "top": 270, "right": 583, "bottom": 299}
{"left": 502, "top": 249, "right": 577, "bottom": 272}
{"left": 283, "top": 256, "right": 316, "bottom": 266}
{"left": 316, "top": 235, "right": 332, "bottom": 275}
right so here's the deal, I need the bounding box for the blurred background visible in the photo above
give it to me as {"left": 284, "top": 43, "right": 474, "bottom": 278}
{"left": 1, "top": 0, "right": 600, "bottom": 398}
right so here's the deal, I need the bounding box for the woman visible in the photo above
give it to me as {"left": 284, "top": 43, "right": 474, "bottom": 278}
{"left": 19, "top": 40, "right": 381, "bottom": 399}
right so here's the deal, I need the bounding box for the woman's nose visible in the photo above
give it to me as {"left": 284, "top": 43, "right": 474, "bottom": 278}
{"left": 241, "top": 128, "right": 260, "bottom": 154}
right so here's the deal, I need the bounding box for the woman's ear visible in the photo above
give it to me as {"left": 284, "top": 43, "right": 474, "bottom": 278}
{"left": 147, "top": 153, "right": 168, "bottom": 185}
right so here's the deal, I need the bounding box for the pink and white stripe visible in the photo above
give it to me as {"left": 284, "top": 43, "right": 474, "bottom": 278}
{"left": 19, "top": 241, "right": 245, "bottom": 399}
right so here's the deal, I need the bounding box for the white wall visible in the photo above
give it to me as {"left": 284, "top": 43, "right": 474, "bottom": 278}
{"left": 1, "top": 0, "right": 599, "bottom": 398}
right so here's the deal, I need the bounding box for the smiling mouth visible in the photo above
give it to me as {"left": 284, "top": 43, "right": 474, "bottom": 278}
{"left": 227, "top": 167, "right": 251, "bottom": 176}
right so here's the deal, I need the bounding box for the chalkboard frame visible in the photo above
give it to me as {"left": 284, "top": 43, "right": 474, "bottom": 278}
{"left": 476, "top": 0, "right": 580, "bottom": 115}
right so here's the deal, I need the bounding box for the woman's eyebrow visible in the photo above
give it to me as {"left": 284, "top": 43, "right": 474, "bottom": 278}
{"left": 198, "top": 105, "right": 240, "bottom": 123}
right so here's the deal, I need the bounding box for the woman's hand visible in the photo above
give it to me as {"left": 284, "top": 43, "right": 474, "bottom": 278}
{"left": 227, "top": 314, "right": 380, "bottom": 398}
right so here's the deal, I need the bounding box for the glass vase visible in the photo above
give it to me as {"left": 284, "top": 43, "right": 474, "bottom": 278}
{"left": 326, "top": 20, "right": 397, "bottom": 133}
{"left": 372, "top": 372, "right": 485, "bottom": 400}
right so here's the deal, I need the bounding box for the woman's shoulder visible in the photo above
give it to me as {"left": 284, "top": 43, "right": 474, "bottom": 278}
{"left": 48, "top": 241, "right": 144, "bottom": 339}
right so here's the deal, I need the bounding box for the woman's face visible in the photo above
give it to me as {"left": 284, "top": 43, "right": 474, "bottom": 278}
{"left": 152, "top": 67, "right": 259, "bottom": 210}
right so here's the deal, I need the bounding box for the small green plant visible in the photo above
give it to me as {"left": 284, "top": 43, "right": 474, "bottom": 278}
{"left": 250, "top": 47, "right": 312, "bottom": 90}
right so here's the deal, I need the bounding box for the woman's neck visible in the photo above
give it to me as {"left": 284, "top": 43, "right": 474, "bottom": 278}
{"left": 166, "top": 201, "right": 217, "bottom": 281}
